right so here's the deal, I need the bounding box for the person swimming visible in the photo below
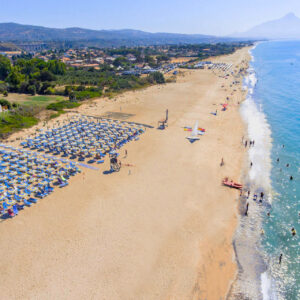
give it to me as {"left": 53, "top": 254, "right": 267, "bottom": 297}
{"left": 290, "top": 176, "right": 293, "bottom": 180}
{"left": 291, "top": 227, "right": 296, "bottom": 236}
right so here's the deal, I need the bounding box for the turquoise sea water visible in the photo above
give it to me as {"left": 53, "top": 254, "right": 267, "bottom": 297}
{"left": 249, "top": 41, "right": 300, "bottom": 299}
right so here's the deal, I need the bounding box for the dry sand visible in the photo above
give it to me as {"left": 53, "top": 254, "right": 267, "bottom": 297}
{"left": 0, "top": 48, "right": 250, "bottom": 300}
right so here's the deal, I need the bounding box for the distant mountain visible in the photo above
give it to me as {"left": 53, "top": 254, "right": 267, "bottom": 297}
{"left": 0, "top": 22, "right": 243, "bottom": 47}
{"left": 233, "top": 13, "right": 300, "bottom": 39}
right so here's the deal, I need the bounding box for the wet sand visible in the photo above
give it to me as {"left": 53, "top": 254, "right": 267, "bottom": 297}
{"left": 0, "top": 48, "right": 250, "bottom": 299}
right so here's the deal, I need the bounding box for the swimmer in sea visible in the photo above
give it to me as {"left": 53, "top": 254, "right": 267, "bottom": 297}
{"left": 291, "top": 227, "right": 296, "bottom": 236}
{"left": 290, "top": 176, "right": 293, "bottom": 180}
{"left": 279, "top": 253, "right": 283, "bottom": 264}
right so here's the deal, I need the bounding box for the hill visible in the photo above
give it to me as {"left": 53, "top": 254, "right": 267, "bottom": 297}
{"left": 0, "top": 22, "right": 242, "bottom": 46}
{"left": 233, "top": 13, "right": 300, "bottom": 39}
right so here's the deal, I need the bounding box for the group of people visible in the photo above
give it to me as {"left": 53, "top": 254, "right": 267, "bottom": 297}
{"left": 246, "top": 143, "right": 297, "bottom": 266}
{"left": 276, "top": 157, "right": 294, "bottom": 180}
{"left": 242, "top": 137, "right": 255, "bottom": 148}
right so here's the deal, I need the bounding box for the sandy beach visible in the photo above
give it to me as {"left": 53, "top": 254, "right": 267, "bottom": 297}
{"left": 0, "top": 47, "right": 250, "bottom": 300}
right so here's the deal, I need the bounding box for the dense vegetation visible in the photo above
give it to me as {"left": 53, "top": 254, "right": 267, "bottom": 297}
{"left": 0, "top": 55, "right": 66, "bottom": 95}
{"left": 0, "top": 54, "right": 166, "bottom": 101}
{"left": 0, "top": 99, "right": 39, "bottom": 139}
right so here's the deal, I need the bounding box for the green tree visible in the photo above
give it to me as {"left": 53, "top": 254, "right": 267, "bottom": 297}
{"left": 149, "top": 72, "right": 165, "bottom": 84}
{"left": 0, "top": 55, "right": 11, "bottom": 80}
{"left": 113, "top": 57, "right": 127, "bottom": 67}
{"left": 5, "top": 69, "right": 23, "bottom": 86}
{"left": 39, "top": 70, "right": 56, "bottom": 81}
{"left": 47, "top": 60, "right": 66, "bottom": 75}
{"left": 27, "top": 85, "right": 36, "bottom": 95}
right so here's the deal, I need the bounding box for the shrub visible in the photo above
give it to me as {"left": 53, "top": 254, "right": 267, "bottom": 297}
{"left": 149, "top": 72, "right": 165, "bottom": 84}
{"left": 46, "top": 100, "right": 81, "bottom": 112}
{"left": 27, "top": 85, "right": 36, "bottom": 95}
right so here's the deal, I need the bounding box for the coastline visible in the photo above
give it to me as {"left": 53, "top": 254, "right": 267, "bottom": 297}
{"left": 227, "top": 43, "right": 274, "bottom": 300}
{"left": 0, "top": 47, "right": 251, "bottom": 299}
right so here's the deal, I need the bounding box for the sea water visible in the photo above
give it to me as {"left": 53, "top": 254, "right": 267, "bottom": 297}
{"left": 240, "top": 41, "right": 300, "bottom": 299}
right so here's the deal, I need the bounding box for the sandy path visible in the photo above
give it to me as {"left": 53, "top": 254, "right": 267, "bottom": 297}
{"left": 0, "top": 48, "right": 250, "bottom": 299}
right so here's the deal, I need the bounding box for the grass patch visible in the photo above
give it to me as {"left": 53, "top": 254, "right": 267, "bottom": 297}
{"left": 26, "top": 95, "right": 53, "bottom": 102}
{"left": 0, "top": 110, "right": 39, "bottom": 138}
{"left": 21, "top": 95, "right": 67, "bottom": 108}
{"left": 46, "top": 100, "right": 81, "bottom": 112}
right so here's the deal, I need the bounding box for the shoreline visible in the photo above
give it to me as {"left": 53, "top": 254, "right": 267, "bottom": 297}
{"left": 0, "top": 47, "right": 251, "bottom": 299}
{"left": 227, "top": 43, "right": 273, "bottom": 300}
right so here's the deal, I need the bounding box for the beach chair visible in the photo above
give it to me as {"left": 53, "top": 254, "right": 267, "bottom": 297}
{"left": 2, "top": 202, "right": 8, "bottom": 210}
{"left": 16, "top": 203, "right": 24, "bottom": 210}
{"left": 36, "top": 191, "right": 47, "bottom": 198}
{"left": 23, "top": 199, "right": 32, "bottom": 206}
{"left": 12, "top": 204, "right": 18, "bottom": 215}
{"left": 59, "top": 181, "right": 69, "bottom": 188}
{"left": 28, "top": 197, "right": 38, "bottom": 204}
{"left": 14, "top": 194, "right": 22, "bottom": 202}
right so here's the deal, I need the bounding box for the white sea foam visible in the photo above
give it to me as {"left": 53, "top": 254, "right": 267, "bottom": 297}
{"left": 233, "top": 45, "right": 276, "bottom": 300}
{"left": 261, "top": 271, "right": 271, "bottom": 299}
{"left": 240, "top": 61, "right": 272, "bottom": 193}
{"left": 261, "top": 271, "right": 278, "bottom": 300}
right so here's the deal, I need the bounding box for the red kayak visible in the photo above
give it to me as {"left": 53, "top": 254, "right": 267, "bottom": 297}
{"left": 222, "top": 177, "right": 243, "bottom": 189}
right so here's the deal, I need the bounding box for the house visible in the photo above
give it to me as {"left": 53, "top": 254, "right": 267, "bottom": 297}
{"left": 126, "top": 54, "right": 136, "bottom": 62}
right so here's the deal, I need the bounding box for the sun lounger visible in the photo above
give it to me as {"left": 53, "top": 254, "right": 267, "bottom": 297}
{"left": 12, "top": 205, "right": 19, "bottom": 215}
{"left": 28, "top": 197, "right": 38, "bottom": 203}
{"left": 23, "top": 199, "right": 32, "bottom": 206}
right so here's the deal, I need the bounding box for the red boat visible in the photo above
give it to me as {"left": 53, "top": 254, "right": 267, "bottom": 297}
{"left": 222, "top": 177, "right": 243, "bottom": 189}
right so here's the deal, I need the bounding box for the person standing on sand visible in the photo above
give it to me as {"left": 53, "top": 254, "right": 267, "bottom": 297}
{"left": 220, "top": 158, "right": 224, "bottom": 166}
{"left": 245, "top": 202, "right": 249, "bottom": 216}
{"left": 245, "top": 140, "right": 248, "bottom": 148}
{"left": 260, "top": 192, "right": 264, "bottom": 200}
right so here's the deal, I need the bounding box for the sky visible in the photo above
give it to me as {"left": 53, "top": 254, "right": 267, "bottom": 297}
{"left": 1, "top": 0, "right": 300, "bottom": 35}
